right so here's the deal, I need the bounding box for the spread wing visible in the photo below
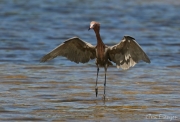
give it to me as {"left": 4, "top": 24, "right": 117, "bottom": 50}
{"left": 108, "top": 36, "right": 150, "bottom": 70}
{"left": 40, "top": 37, "right": 96, "bottom": 63}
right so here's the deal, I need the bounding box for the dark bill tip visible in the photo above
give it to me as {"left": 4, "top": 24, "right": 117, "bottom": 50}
{"left": 88, "top": 28, "right": 91, "bottom": 31}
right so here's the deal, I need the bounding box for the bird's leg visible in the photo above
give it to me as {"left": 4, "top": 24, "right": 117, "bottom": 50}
{"left": 95, "top": 66, "right": 99, "bottom": 97}
{"left": 103, "top": 66, "right": 107, "bottom": 100}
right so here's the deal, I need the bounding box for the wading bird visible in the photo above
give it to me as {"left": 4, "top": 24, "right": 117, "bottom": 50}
{"left": 40, "top": 21, "right": 150, "bottom": 100}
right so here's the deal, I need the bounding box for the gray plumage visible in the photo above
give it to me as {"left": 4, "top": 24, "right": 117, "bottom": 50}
{"left": 40, "top": 36, "right": 150, "bottom": 69}
{"left": 40, "top": 37, "right": 96, "bottom": 63}
{"left": 108, "top": 36, "right": 150, "bottom": 70}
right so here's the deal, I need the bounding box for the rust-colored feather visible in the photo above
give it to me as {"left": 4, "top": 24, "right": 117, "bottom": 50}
{"left": 97, "top": 43, "right": 105, "bottom": 60}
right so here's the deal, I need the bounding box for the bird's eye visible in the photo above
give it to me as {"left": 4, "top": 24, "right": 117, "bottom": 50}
{"left": 90, "top": 24, "right": 95, "bottom": 29}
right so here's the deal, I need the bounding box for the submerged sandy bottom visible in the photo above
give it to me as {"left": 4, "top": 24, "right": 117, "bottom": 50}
{"left": 0, "top": 64, "right": 179, "bottom": 121}
{"left": 0, "top": 0, "right": 180, "bottom": 121}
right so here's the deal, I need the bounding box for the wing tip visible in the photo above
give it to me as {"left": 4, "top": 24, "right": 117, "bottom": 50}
{"left": 40, "top": 58, "right": 47, "bottom": 63}
{"left": 40, "top": 55, "right": 52, "bottom": 63}
{"left": 146, "top": 59, "right": 151, "bottom": 63}
{"left": 143, "top": 55, "right": 151, "bottom": 63}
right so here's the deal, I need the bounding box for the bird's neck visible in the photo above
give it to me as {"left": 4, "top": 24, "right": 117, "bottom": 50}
{"left": 94, "top": 30, "right": 105, "bottom": 60}
{"left": 95, "top": 30, "right": 104, "bottom": 46}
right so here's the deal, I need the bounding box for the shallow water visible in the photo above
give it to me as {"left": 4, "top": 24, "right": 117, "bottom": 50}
{"left": 0, "top": 0, "right": 180, "bottom": 121}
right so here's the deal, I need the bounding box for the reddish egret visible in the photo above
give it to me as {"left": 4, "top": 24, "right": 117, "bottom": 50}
{"left": 40, "top": 21, "right": 150, "bottom": 100}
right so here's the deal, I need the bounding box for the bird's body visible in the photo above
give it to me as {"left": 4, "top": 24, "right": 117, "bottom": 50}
{"left": 40, "top": 21, "right": 150, "bottom": 100}
{"left": 94, "top": 31, "right": 112, "bottom": 67}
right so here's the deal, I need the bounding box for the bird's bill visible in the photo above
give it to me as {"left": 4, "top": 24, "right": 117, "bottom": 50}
{"left": 89, "top": 22, "right": 95, "bottom": 30}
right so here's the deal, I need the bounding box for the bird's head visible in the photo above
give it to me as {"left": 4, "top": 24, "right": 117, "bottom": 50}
{"left": 88, "top": 21, "right": 100, "bottom": 31}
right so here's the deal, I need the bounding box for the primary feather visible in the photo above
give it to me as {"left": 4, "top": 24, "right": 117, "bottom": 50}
{"left": 40, "top": 37, "right": 96, "bottom": 63}
{"left": 108, "top": 36, "right": 150, "bottom": 69}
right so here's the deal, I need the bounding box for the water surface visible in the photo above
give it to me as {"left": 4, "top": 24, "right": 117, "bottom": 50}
{"left": 0, "top": 0, "right": 180, "bottom": 121}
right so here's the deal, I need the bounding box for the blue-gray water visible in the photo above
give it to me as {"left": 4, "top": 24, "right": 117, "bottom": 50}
{"left": 0, "top": 0, "right": 179, "bottom": 121}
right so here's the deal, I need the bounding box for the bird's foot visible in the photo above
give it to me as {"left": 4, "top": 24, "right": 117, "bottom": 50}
{"left": 95, "top": 87, "right": 98, "bottom": 97}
